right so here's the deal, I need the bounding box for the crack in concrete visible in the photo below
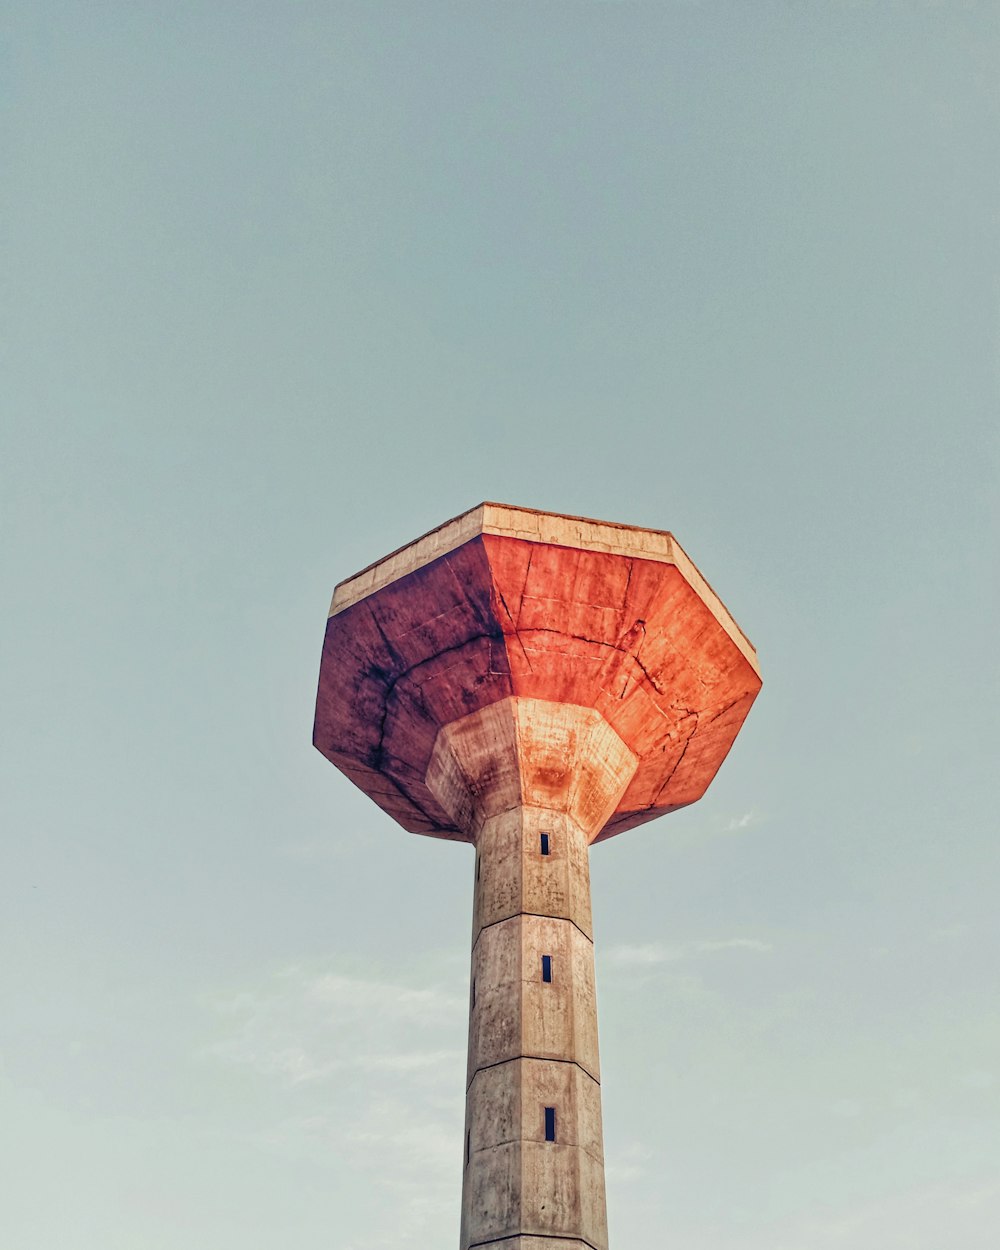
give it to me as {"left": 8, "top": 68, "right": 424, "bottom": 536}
{"left": 495, "top": 585, "right": 516, "bottom": 629}
{"left": 519, "top": 624, "right": 669, "bottom": 697}
{"left": 652, "top": 714, "right": 699, "bottom": 804}
{"left": 703, "top": 693, "right": 745, "bottom": 725}
{"left": 360, "top": 612, "right": 746, "bottom": 834}
{"left": 495, "top": 583, "right": 534, "bottom": 673}
{"left": 515, "top": 548, "right": 534, "bottom": 629}
{"left": 368, "top": 631, "right": 506, "bottom": 830}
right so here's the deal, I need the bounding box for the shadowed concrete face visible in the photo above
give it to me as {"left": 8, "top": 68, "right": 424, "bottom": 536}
{"left": 313, "top": 504, "right": 761, "bottom": 1249}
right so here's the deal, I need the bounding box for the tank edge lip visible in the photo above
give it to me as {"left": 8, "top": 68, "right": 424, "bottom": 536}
{"left": 328, "top": 501, "right": 677, "bottom": 618}
{"left": 325, "top": 504, "right": 759, "bottom": 678}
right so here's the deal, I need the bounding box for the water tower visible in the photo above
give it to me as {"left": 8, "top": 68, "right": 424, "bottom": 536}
{"left": 314, "top": 503, "right": 761, "bottom": 1250}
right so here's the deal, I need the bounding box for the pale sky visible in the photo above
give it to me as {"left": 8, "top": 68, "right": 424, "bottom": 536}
{"left": 2, "top": 3, "right": 998, "bottom": 1248}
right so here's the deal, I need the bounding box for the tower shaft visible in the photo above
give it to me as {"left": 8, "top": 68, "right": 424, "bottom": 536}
{"left": 462, "top": 804, "right": 607, "bottom": 1250}
{"left": 424, "top": 696, "right": 636, "bottom": 1250}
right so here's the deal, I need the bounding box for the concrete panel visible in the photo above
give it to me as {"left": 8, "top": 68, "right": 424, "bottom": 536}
{"left": 469, "top": 924, "right": 600, "bottom": 1080}
{"left": 473, "top": 810, "right": 525, "bottom": 940}
{"left": 471, "top": 809, "right": 594, "bottom": 945}
{"left": 461, "top": 1140, "right": 520, "bottom": 1247}
{"left": 518, "top": 1061, "right": 602, "bottom": 1156}
{"left": 474, "top": 918, "right": 600, "bottom": 1080}
{"left": 510, "top": 701, "right": 637, "bottom": 829}
{"left": 519, "top": 812, "right": 592, "bottom": 940}
{"left": 467, "top": 1062, "right": 520, "bottom": 1152}
{"left": 469, "top": 918, "right": 521, "bottom": 1078}
{"left": 520, "top": 927, "right": 595, "bottom": 1076}
{"left": 571, "top": 1064, "right": 605, "bottom": 1165}
{"left": 569, "top": 927, "right": 601, "bottom": 1080}
{"left": 427, "top": 699, "right": 523, "bottom": 832}
{"left": 577, "top": 1147, "right": 610, "bottom": 1247}
{"left": 520, "top": 1141, "right": 608, "bottom": 1250}
{"left": 462, "top": 1063, "right": 609, "bottom": 1243}
{"left": 520, "top": 916, "right": 578, "bottom": 1066}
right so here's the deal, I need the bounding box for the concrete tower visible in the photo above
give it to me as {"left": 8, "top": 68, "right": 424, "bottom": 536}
{"left": 314, "top": 504, "right": 761, "bottom": 1250}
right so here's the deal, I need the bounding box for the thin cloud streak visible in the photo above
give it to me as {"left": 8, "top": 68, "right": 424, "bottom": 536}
{"left": 604, "top": 937, "right": 773, "bottom": 966}
{"left": 725, "top": 811, "right": 762, "bottom": 831}
{"left": 206, "top": 958, "right": 467, "bottom": 1247}
{"left": 205, "top": 960, "right": 466, "bottom": 1086}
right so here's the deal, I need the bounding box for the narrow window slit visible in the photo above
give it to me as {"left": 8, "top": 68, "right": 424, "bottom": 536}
{"left": 466, "top": 1130, "right": 471, "bottom": 1166}
{"left": 540, "top": 833, "right": 550, "bottom": 856}
{"left": 541, "top": 955, "right": 552, "bottom": 983}
{"left": 471, "top": 979, "right": 476, "bottom": 1008}
{"left": 544, "top": 1107, "right": 556, "bottom": 1142}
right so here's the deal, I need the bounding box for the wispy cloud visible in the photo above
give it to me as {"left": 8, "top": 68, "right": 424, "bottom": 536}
{"left": 204, "top": 957, "right": 467, "bottom": 1247}
{"left": 276, "top": 837, "right": 350, "bottom": 862}
{"left": 699, "top": 937, "right": 773, "bottom": 953}
{"left": 725, "top": 810, "right": 762, "bottom": 832}
{"left": 254, "top": 1096, "right": 461, "bottom": 1250}
{"left": 605, "top": 937, "right": 773, "bottom": 966}
{"left": 605, "top": 1140, "right": 653, "bottom": 1183}
{"left": 206, "top": 961, "right": 466, "bottom": 1085}
{"left": 768, "top": 1174, "right": 1000, "bottom": 1250}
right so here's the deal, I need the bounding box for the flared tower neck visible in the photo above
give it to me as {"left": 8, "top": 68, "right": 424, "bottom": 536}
{"left": 426, "top": 697, "right": 638, "bottom": 843}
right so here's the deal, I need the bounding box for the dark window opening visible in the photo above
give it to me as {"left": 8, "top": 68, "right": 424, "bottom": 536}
{"left": 466, "top": 1130, "right": 471, "bottom": 1165}
{"left": 540, "top": 833, "right": 550, "bottom": 856}
{"left": 476, "top": 854, "right": 481, "bottom": 881}
{"left": 471, "top": 979, "right": 476, "bottom": 1008}
{"left": 541, "top": 955, "right": 552, "bottom": 983}
{"left": 544, "top": 1107, "right": 556, "bottom": 1142}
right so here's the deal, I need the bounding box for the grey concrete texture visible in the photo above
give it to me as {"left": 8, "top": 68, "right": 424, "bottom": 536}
{"left": 467, "top": 1060, "right": 604, "bottom": 1162}
{"left": 468, "top": 916, "right": 600, "bottom": 1082}
{"left": 462, "top": 1061, "right": 608, "bottom": 1250}
{"left": 427, "top": 698, "right": 638, "bottom": 842}
{"left": 473, "top": 810, "right": 594, "bottom": 946}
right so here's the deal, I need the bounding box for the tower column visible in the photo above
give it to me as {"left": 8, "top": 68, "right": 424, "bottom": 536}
{"left": 462, "top": 805, "right": 607, "bottom": 1250}
{"left": 425, "top": 696, "right": 639, "bottom": 1250}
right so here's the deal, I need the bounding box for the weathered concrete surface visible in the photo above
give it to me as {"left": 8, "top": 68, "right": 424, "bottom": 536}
{"left": 428, "top": 698, "right": 637, "bottom": 845}
{"left": 461, "top": 815, "right": 609, "bottom": 1249}
{"left": 440, "top": 700, "right": 629, "bottom": 1250}
{"left": 329, "top": 505, "right": 756, "bottom": 678}
{"left": 314, "top": 503, "right": 761, "bottom": 843}
{"left": 469, "top": 808, "right": 594, "bottom": 943}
